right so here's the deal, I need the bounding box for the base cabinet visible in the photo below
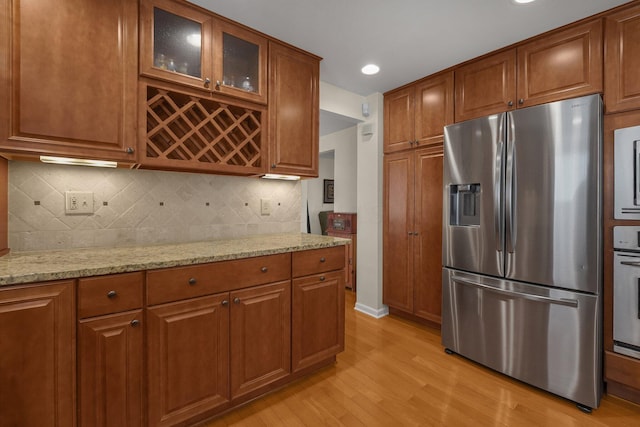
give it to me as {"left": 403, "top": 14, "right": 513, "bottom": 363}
{"left": 0, "top": 281, "right": 75, "bottom": 427}
{"left": 230, "top": 281, "right": 291, "bottom": 398}
{"left": 292, "top": 270, "right": 345, "bottom": 372}
{"left": 147, "top": 293, "right": 230, "bottom": 426}
{"left": 78, "top": 310, "right": 143, "bottom": 427}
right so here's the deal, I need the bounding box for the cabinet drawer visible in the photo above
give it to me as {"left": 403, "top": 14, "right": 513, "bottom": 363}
{"left": 78, "top": 272, "right": 144, "bottom": 319}
{"left": 292, "top": 246, "right": 345, "bottom": 278}
{"left": 147, "top": 253, "right": 291, "bottom": 305}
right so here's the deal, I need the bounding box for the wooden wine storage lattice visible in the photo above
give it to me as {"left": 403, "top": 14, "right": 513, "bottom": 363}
{"left": 143, "top": 86, "right": 265, "bottom": 174}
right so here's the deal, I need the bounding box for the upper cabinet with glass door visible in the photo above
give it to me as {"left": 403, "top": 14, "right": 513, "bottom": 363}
{"left": 140, "top": 0, "right": 267, "bottom": 104}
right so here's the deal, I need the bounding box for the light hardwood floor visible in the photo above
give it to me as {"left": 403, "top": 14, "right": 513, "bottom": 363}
{"left": 205, "top": 291, "right": 640, "bottom": 426}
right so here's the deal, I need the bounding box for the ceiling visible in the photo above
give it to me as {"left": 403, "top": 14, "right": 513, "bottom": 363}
{"left": 190, "top": 0, "right": 631, "bottom": 97}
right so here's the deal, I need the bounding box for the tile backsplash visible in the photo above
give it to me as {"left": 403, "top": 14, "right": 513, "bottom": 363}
{"left": 8, "top": 161, "right": 301, "bottom": 252}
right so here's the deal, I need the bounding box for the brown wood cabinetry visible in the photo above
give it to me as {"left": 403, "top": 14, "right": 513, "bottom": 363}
{"left": 0, "top": 0, "right": 138, "bottom": 162}
{"left": 0, "top": 157, "right": 7, "bottom": 256}
{"left": 383, "top": 147, "right": 443, "bottom": 325}
{"left": 605, "top": 3, "right": 640, "bottom": 113}
{"left": 77, "top": 273, "right": 144, "bottom": 427}
{"left": 268, "top": 41, "right": 320, "bottom": 177}
{"left": 455, "top": 19, "right": 603, "bottom": 122}
{"left": 384, "top": 71, "right": 454, "bottom": 154}
{"left": 230, "top": 281, "right": 291, "bottom": 398}
{"left": 147, "top": 292, "right": 231, "bottom": 426}
{"left": 292, "top": 247, "right": 345, "bottom": 372}
{"left": 140, "top": 0, "right": 267, "bottom": 104}
{"left": 0, "top": 280, "right": 75, "bottom": 427}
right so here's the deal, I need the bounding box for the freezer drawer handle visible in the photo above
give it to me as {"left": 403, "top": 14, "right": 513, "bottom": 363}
{"left": 451, "top": 276, "right": 579, "bottom": 308}
{"left": 620, "top": 260, "right": 640, "bottom": 268}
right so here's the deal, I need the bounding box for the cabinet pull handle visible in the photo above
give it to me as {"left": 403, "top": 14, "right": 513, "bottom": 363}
{"left": 319, "top": 276, "right": 326, "bottom": 281}
{"left": 507, "top": 101, "right": 514, "bottom": 107}
{"left": 261, "top": 266, "right": 268, "bottom": 273}
{"left": 233, "top": 297, "right": 241, "bottom": 304}
{"left": 221, "top": 300, "right": 229, "bottom": 307}
{"left": 130, "top": 319, "right": 140, "bottom": 327}
{"left": 271, "top": 164, "right": 277, "bottom": 168}
{"left": 188, "top": 277, "right": 197, "bottom": 285}
{"left": 204, "top": 78, "right": 211, "bottom": 88}
{"left": 125, "top": 147, "right": 135, "bottom": 154}
{"left": 320, "top": 257, "right": 326, "bottom": 263}
{"left": 107, "top": 290, "right": 117, "bottom": 299}
{"left": 518, "top": 98, "right": 524, "bottom": 105}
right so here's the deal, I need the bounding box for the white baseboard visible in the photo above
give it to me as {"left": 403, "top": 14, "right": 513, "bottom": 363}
{"left": 353, "top": 302, "right": 389, "bottom": 319}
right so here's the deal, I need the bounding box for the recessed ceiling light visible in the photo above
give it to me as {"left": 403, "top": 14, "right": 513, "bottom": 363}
{"left": 361, "top": 64, "right": 380, "bottom": 75}
{"left": 513, "top": 0, "right": 535, "bottom": 4}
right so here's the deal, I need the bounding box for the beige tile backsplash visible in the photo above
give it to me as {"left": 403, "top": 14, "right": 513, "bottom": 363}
{"left": 8, "top": 161, "right": 301, "bottom": 252}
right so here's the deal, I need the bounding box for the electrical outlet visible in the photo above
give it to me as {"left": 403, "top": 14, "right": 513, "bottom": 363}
{"left": 261, "top": 198, "right": 272, "bottom": 215}
{"left": 65, "top": 191, "right": 94, "bottom": 215}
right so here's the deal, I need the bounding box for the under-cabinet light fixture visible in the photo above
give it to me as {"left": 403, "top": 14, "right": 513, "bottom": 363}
{"left": 261, "top": 173, "right": 301, "bottom": 181}
{"left": 40, "top": 156, "right": 118, "bottom": 168}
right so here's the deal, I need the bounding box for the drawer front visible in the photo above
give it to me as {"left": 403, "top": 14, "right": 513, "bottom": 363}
{"left": 292, "top": 246, "right": 345, "bottom": 277}
{"left": 147, "top": 253, "right": 291, "bottom": 305}
{"left": 78, "top": 272, "right": 144, "bottom": 318}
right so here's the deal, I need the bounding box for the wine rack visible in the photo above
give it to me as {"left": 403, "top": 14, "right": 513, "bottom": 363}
{"left": 142, "top": 85, "right": 265, "bottom": 174}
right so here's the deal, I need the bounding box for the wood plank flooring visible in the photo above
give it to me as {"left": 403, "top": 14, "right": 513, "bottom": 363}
{"left": 205, "top": 291, "right": 640, "bottom": 426}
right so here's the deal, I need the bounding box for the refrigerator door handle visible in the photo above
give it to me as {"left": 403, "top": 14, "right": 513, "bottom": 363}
{"left": 495, "top": 129, "right": 504, "bottom": 255}
{"left": 451, "top": 276, "right": 579, "bottom": 308}
{"left": 621, "top": 260, "right": 640, "bottom": 268}
{"left": 635, "top": 140, "right": 640, "bottom": 206}
{"left": 505, "top": 114, "right": 516, "bottom": 254}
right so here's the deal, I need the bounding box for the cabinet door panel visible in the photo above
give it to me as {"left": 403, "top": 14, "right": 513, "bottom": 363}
{"left": 605, "top": 4, "right": 640, "bottom": 113}
{"left": 1, "top": 0, "right": 137, "bottom": 161}
{"left": 292, "top": 271, "right": 345, "bottom": 372}
{"left": 147, "top": 294, "right": 230, "bottom": 426}
{"left": 269, "top": 42, "right": 319, "bottom": 177}
{"left": 140, "top": 0, "right": 214, "bottom": 91}
{"left": 455, "top": 49, "right": 516, "bottom": 122}
{"left": 415, "top": 72, "right": 453, "bottom": 148}
{"left": 78, "top": 311, "right": 143, "bottom": 427}
{"left": 230, "top": 281, "right": 291, "bottom": 398}
{"left": 383, "top": 152, "right": 414, "bottom": 311}
{"left": 0, "top": 281, "right": 75, "bottom": 427}
{"left": 414, "top": 147, "right": 444, "bottom": 324}
{"left": 517, "top": 19, "right": 603, "bottom": 108}
{"left": 384, "top": 86, "right": 414, "bottom": 153}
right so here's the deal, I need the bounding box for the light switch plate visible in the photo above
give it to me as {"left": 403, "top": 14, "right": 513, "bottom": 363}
{"left": 65, "top": 191, "right": 94, "bottom": 215}
{"left": 261, "top": 198, "right": 271, "bottom": 215}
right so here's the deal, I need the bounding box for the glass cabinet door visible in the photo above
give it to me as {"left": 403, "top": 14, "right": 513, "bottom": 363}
{"left": 215, "top": 21, "right": 267, "bottom": 104}
{"left": 140, "top": 0, "right": 213, "bottom": 91}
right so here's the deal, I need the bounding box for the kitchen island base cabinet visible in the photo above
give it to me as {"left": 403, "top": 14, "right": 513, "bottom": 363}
{"left": 0, "top": 281, "right": 75, "bottom": 427}
{"left": 78, "top": 310, "right": 143, "bottom": 427}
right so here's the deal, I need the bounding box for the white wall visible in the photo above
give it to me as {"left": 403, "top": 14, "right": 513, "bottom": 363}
{"left": 320, "top": 127, "right": 357, "bottom": 213}
{"left": 317, "top": 81, "right": 387, "bottom": 318}
{"left": 306, "top": 154, "right": 335, "bottom": 235}
{"left": 355, "top": 92, "right": 387, "bottom": 318}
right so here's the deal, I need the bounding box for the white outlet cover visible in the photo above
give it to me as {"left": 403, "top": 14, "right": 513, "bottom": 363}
{"left": 261, "top": 198, "right": 272, "bottom": 215}
{"left": 65, "top": 191, "right": 94, "bottom": 215}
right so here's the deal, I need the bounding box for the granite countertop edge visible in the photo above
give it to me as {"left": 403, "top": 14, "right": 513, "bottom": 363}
{"left": 0, "top": 233, "right": 350, "bottom": 287}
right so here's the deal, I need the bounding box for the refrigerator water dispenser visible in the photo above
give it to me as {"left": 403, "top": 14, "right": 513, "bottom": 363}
{"left": 449, "top": 183, "right": 480, "bottom": 226}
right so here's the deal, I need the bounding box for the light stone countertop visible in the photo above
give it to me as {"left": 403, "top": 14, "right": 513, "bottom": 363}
{"left": 0, "top": 233, "right": 350, "bottom": 287}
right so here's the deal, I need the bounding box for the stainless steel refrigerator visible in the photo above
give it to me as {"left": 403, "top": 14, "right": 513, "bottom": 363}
{"left": 441, "top": 94, "right": 602, "bottom": 411}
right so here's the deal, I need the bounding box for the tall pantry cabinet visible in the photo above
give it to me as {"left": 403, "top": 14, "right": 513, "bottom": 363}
{"left": 383, "top": 71, "right": 452, "bottom": 326}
